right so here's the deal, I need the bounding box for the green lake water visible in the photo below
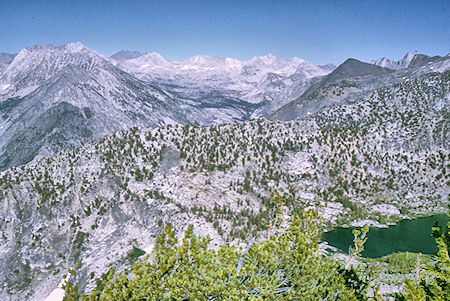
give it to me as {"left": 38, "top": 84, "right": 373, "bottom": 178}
{"left": 322, "top": 214, "right": 448, "bottom": 258}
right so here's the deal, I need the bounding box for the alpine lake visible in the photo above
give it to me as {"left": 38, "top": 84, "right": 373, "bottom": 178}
{"left": 322, "top": 214, "right": 449, "bottom": 258}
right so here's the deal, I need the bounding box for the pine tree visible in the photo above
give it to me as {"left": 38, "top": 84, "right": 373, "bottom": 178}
{"left": 63, "top": 210, "right": 371, "bottom": 300}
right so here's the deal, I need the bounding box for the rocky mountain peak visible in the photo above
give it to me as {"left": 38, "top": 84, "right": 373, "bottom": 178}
{"left": 0, "top": 43, "right": 111, "bottom": 96}
{"left": 324, "top": 58, "right": 392, "bottom": 84}
{"left": 369, "top": 52, "right": 418, "bottom": 70}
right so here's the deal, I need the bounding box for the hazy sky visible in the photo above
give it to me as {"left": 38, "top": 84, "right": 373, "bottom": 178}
{"left": 1, "top": 0, "right": 448, "bottom": 65}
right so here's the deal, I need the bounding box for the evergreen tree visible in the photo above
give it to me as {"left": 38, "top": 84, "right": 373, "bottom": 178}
{"left": 63, "top": 210, "right": 371, "bottom": 300}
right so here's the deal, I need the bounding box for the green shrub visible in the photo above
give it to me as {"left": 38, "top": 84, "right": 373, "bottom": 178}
{"left": 63, "top": 210, "right": 369, "bottom": 300}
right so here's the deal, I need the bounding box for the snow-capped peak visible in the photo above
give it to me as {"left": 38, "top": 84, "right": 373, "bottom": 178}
{"left": 369, "top": 52, "right": 415, "bottom": 70}
{"left": 181, "top": 54, "right": 242, "bottom": 70}
{"left": 401, "top": 52, "right": 414, "bottom": 63}
{"left": 137, "top": 52, "right": 168, "bottom": 65}
{"left": 248, "top": 53, "right": 305, "bottom": 67}
{"left": 249, "top": 53, "right": 276, "bottom": 64}
{"left": 64, "top": 42, "right": 88, "bottom": 53}
{"left": 183, "top": 54, "right": 220, "bottom": 65}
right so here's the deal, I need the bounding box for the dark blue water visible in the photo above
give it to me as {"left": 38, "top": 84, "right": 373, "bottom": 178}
{"left": 322, "top": 214, "right": 448, "bottom": 258}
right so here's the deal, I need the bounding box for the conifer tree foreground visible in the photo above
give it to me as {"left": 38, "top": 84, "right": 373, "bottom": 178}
{"left": 63, "top": 210, "right": 371, "bottom": 300}
{"left": 63, "top": 210, "right": 449, "bottom": 300}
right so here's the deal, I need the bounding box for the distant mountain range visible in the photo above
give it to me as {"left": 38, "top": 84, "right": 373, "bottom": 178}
{"left": 0, "top": 43, "right": 334, "bottom": 170}
{"left": 368, "top": 52, "right": 446, "bottom": 70}
{"left": 272, "top": 53, "right": 449, "bottom": 120}
{"left": 113, "top": 51, "right": 333, "bottom": 116}
{"left": 0, "top": 43, "right": 448, "bottom": 172}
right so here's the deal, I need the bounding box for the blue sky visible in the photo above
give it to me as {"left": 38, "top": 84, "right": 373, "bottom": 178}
{"left": 0, "top": 0, "right": 448, "bottom": 65}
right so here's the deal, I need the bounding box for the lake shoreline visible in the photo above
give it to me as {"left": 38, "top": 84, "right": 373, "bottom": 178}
{"left": 322, "top": 213, "right": 448, "bottom": 258}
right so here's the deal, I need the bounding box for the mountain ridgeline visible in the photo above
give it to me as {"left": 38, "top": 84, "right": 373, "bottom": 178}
{"left": 0, "top": 43, "right": 448, "bottom": 300}
{"left": 0, "top": 43, "right": 447, "bottom": 171}
{"left": 0, "top": 43, "right": 336, "bottom": 171}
